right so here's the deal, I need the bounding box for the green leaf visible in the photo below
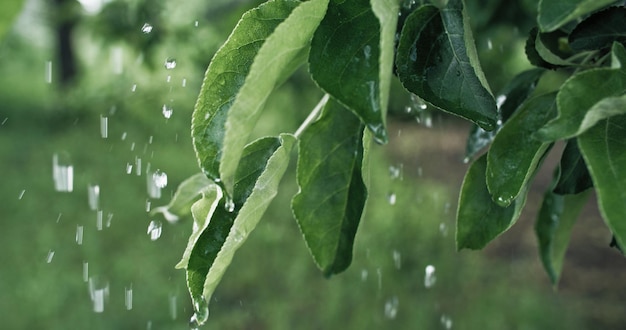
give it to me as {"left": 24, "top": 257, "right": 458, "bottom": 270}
{"left": 182, "top": 135, "right": 296, "bottom": 313}
{"left": 553, "top": 140, "right": 593, "bottom": 195}
{"left": 192, "top": 0, "right": 300, "bottom": 186}
{"left": 578, "top": 114, "right": 626, "bottom": 248}
{"left": 456, "top": 154, "right": 528, "bottom": 250}
{"left": 534, "top": 30, "right": 576, "bottom": 66}
{"left": 525, "top": 27, "right": 562, "bottom": 70}
{"left": 536, "top": 45, "right": 626, "bottom": 141}
{"left": 0, "top": 0, "right": 23, "bottom": 41}
{"left": 220, "top": 0, "right": 330, "bottom": 193}
{"left": 309, "top": 0, "right": 388, "bottom": 143}
{"left": 395, "top": 0, "right": 497, "bottom": 131}
{"left": 569, "top": 7, "right": 626, "bottom": 51}
{"left": 536, "top": 172, "right": 590, "bottom": 285}
{"left": 612, "top": 40, "right": 626, "bottom": 69}
{"left": 151, "top": 173, "right": 213, "bottom": 222}
{"left": 537, "top": 0, "right": 619, "bottom": 32}
{"left": 465, "top": 69, "right": 544, "bottom": 161}
{"left": 487, "top": 93, "right": 557, "bottom": 206}
{"left": 292, "top": 99, "right": 367, "bottom": 276}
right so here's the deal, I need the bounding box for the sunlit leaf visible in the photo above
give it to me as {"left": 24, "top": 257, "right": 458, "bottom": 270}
{"left": 220, "top": 0, "right": 329, "bottom": 193}
{"left": 0, "top": 0, "right": 23, "bottom": 41}
{"left": 292, "top": 99, "right": 367, "bottom": 276}
{"left": 538, "top": 0, "right": 619, "bottom": 32}
{"left": 569, "top": 7, "right": 626, "bottom": 51}
{"left": 536, "top": 171, "right": 590, "bottom": 286}
{"left": 553, "top": 140, "right": 593, "bottom": 195}
{"left": 396, "top": 0, "right": 497, "bottom": 131}
{"left": 192, "top": 0, "right": 300, "bottom": 186}
{"left": 578, "top": 114, "right": 626, "bottom": 248}
{"left": 487, "top": 93, "right": 557, "bottom": 207}
{"left": 456, "top": 154, "right": 528, "bottom": 250}
{"left": 465, "top": 69, "right": 544, "bottom": 161}
{"left": 151, "top": 173, "right": 213, "bottom": 222}
{"left": 309, "top": 0, "right": 388, "bottom": 143}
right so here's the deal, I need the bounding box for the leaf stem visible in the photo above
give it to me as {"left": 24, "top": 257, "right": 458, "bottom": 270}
{"left": 294, "top": 94, "right": 330, "bottom": 138}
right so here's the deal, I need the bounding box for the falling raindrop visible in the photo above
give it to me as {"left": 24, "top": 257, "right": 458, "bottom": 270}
{"left": 441, "top": 314, "right": 453, "bottom": 329}
{"left": 89, "top": 277, "right": 109, "bottom": 313}
{"left": 106, "top": 213, "right": 114, "bottom": 228}
{"left": 126, "top": 163, "right": 133, "bottom": 174}
{"left": 145, "top": 199, "right": 151, "bottom": 212}
{"left": 76, "top": 225, "right": 84, "bottom": 245}
{"left": 131, "top": 84, "right": 137, "bottom": 92}
{"left": 487, "top": 38, "right": 493, "bottom": 50}
{"left": 392, "top": 250, "right": 402, "bottom": 269}
{"left": 162, "top": 104, "right": 173, "bottom": 119}
{"left": 147, "top": 220, "right": 162, "bottom": 241}
{"left": 53, "top": 153, "right": 74, "bottom": 192}
{"left": 387, "top": 193, "right": 397, "bottom": 205}
{"left": 361, "top": 269, "right": 368, "bottom": 281}
{"left": 141, "top": 23, "right": 153, "bottom": 34}
{"left": 96, "top": 210, "right": 103, "bottom": 231}
{"left": 88, "top": 184, "right": 100, "bottom": 210}
{"left": 182, "top": 78, "right": 187, "bottom": 87}
{"left": 125, "top": 284, "right": 133, "bottom": 310}
{"left": 164, "top": 58, "right": 177, "bottom": 70}
{"left": 18, "top": 189, "right": 26, "bottom": 200}
{"left": 1, "top": 117, "right": 7, "bottom": 125}
{"left": 169, "top": 293, "right": 178, "bottom": 320}
{"left": 45, "top": 60, "right": 52, "bottom": 83}
{"left": 135, "top": 157, "right": 142, "bottom": 176}
{"left": 389, "top": 165, "right": 402, "bottom": 180}
{"left": 111, "top": 46, "right": 123, "bottom": 74}
{"left": 384, "top": 296, "right": 399, "bottom": 319}
{"left": 100, "top": 115, "right": 108, "bottom": 138}
{"left": 424, "top": 264, "right": 437, "bottom": 288}
{"left": 83, "top": 261, "right": 89, "bottom": 282}
{"left": 194, "top": 21, "right": 199, "bottom": 27}
{"left": 46, "top": 250, "right": 55, "bottom": 263}
{"left": 439, "top": 223, "right": 448, "bottom": 237}
{"left": 152, "top": 170, "right": 168, "bottom": 189}
{"left": 189, "top": 297, "right": 209, "bottom": 328}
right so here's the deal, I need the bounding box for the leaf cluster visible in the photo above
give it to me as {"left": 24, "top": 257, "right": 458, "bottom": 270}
{"left": 150, "top": 0, "right": 626, "bottom": 324}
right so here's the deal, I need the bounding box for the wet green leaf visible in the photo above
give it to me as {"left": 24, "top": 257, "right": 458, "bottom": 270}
{"left": 525, "top": 27, "right": 562, "bottom": 70}
{"left": 191, "top": 0, "right": 304, "bottom": 189}
{"left": 553, "top": 140, "right": 593, "bottom": 195}
{"left": 536, "top": 44, "right": 626, "bottom": 141}
{"left": 465, "top": 69, "right": 544, "bottom": 161}
{"left": 220, "top": 0, "right": 329, "bottom": 193}
{"left": 457, "top": 154, "right": 528, "bottom": 250}
{"left": 396, "top": 0, "right": 497, "bottom": 131}
{"left": 309, "top": 0, "right": 388, "bottom": 143}
{"left": 538, "top": 0, "right": 619, "bottom": 32}
{"left": 151, "top": 173, "right": 213, "bottom": 222}
{"left": 0, "top": 0, "right": 23, "bottom": 41}
{"left": 292, "top": 99, "right": 366, "bottom": 276}
{"left": 536, "top": 171, "right": 590, "bottom": 286}
{"left": 569, "top": 7, "right": 626, "bottom": 51}
{"left": 578, "top": 114, "right": 626, "bottom": 248}
{"left": 487, "top": 93, "right": 557, "bottom": 207}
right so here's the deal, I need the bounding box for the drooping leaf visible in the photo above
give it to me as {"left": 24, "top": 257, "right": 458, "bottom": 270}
{"left": 569, "top": 7, "right": 626, "bottom": 51}
{"left": 182, "top": 135, "right": 294, "bottom": 310}
{"left": 292, "top": 99, "right": 367, "bottom": 276}
{"left": 534, "top": 29, "right": 576, "bottom": 66}
{"left": 535, "top": 44, "right": 626, "bottom": 141}
{"left": 0, "top": 0, "right": 23, "bottom": 41}
{"left": 456, "top": 154, "right": 528, "bottom": 250}
{"left": 395, "top": 0, "right": 497, "bottom": 131}
{"left": 553, "top": 140, "right": 593, "bottom": 195}
{"left": 487, "top": 93, "right": 557, "bottom": 207}
{"left": 465, "top": 69, "right": 544, "bottom": 160}
{"left": 220, "top": 0, "right": 330, "bottom": 193}
{"left": 525, "top": 27, "right": 562, "bottom": 70}
{"left": 537, "top": 0, "right": 619, "bottom": 32}
{"left": 536, "top": 171, "right": 590, "bottom": 285}
{"left": 309, "top": 0, "right": 388, "bottom": 143}
{"left": 151, "top": 173, "right": 213, "bottom": 222}
{"left": 578, "top": 114, "right": 626, "bottom": 248}
{"left": 192, "top": 0, "right": 300, "bottom": 186}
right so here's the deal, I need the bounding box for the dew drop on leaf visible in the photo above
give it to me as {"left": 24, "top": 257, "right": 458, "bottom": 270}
{"left": 224, "top": 198, "right": 235, "bottom": 213}
{"left": 147, "top": 220, "right": 162, "bottom": 241}
{"left": 424, "top": 264, "right": 436, "bottom": 288}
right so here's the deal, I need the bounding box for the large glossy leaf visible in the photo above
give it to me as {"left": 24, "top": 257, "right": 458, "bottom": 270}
{"left": 578, "top": 114, "right": 626, "bottom": 248}
{"left": 487, "top": 93, "right": 557, "bottom": 207}
{"left": 395, "top": 0, "right": 497, "bottom": 131}
{"left": 569, "top": 7, "right": 626, "bottom": 51}
{"left": 292, "top": 99, "right": 367, "bottom": 276}
{"left": 534, "top": 30, "right": 576, "bottom": 66}
{"left": 220, "top": 0, "right": 329, "bottom": 193}
{"left": 151, "top": 173, "right": 213, "bottom": 222}
{"left": 192, "top": 0, "right": 300, "bottom": 186}
{"left": 0, "top": 0, "right": 23, "bottom": 41}
{"left": 553, "top": 140, "right": 593, "bottom": 195}
{"left": 535, "top": 44, "right": 626, "bottom": 141}
{"left": 309, "top": 0, "right": 388, "bottom": 143}
{"left": 536, "top": 172, "right": 590, "bottom": 285}
{"left": 465, "top": 69, "right": 544, "bottom": 161}
{"left": 456, "top": 154, "right": 528, "bottom": 250}
{"left": 537, "top": 0, "right": 619, "bottom": 32}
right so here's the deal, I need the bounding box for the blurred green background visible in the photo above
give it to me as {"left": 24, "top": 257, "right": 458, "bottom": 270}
{"left": 1, "top": 0, "right": 625, "bottom": 329}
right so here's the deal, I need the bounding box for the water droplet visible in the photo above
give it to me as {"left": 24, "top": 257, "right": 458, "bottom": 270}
{"left": 441, "top": 314, "right": 453, "bottom": 329}
{"left": 83, "top": 261, "right": 89, "bottom": 282}
{"left": 46, "top": 250, "right": 55, "bottom": 263}
{"left": 18, "top": 189, "right": 26, "bottom": 200}
{"left": 389, "top": 165, "right": 403, "bottom": 180}
{"left": 1, "top": 117, "right": 7, "bottom": 125}
{"left": 88, "top": 277, "right": 109, "bottom": 313}
{"left": 496, "top": 95, "right": 507, "bottom": 109}
{"left": 439, "top": 223, "right": 448, "bottom": 237}
{"left": 182, "top": 78, "right": 187, "bottom": 87}
{"left": 392, "top": 250, "right": 401, "bottom": 269}
{"left": 224, "top": 198, "right": 235, "bottom": 213}
{"left": 152, "top": 170, "right": 168, "bottom": 189}
{"left": 487, "top": 39, "right": 493, "bottom": 50}
{"left": 424, "top": 264, "right": 436, "bottom": 288}
{"left": 145, "top": 199, "right": 151, "bottom": 212}
{"left": 125, "top": 284, "right": 133, "bottom": 310}
{"left": 76, "top": 225, "right": 84, "bottom": 245}
{"left": 131, "top": 84, "right": 137, "bottom": 92}
{"left": 189, "top": 297, "right": 209, "bottom": 328}
{"left": 45, "top": 60, "right": 52, "bottom": 83}
{"left": 361, "top": 269, "right": 368, "bottom": 281}
{"left": 147, "top": 220, "right": 162, "bottom": 241}
{"left": 100, "top": 115, "right": 108, "bottom": 138}
{"left": 363, "top": 45, "right": 372, "bottom": 60}
{"left": 387, "top": 193, "right": 397, "bottom": 205}
{"left": 496, "top": 195, "right": 512, "bottom": 207}
{"left": 162, "top": 104, "right": 173, "bottom": 119}
{"left": 384, "top": 296, "right": 399, "bottom": 319}
{"left": 53, "top": 153, "right": 74, "bottom": 192}
{"left": 88, "top": 184, "right": 100, "bottom": 210}
{"left": 462, "top": 156, "right": 470, "bottom": 164}
{"left": 164, "top": 58, "right": 177, "bottom": 70}
{"left": 194, "top": 21, "right": 199, "bottom": 27}
{"left": 126, "top": 163, "right": 133, "bottom": 174}
{"left": 96, "top": 210, "right": 103, "bottom": 231}
{"left": 169, "top": 293, "right": 178, "bottom": 320}
{"left": 135, "top": 157, "right": 142, "bottom": 176}
{"left": 141, "top": 23, "right": 153, "bottom": 33}
{"left": 111, "top": 46, "right": 123, "bottom": 74}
